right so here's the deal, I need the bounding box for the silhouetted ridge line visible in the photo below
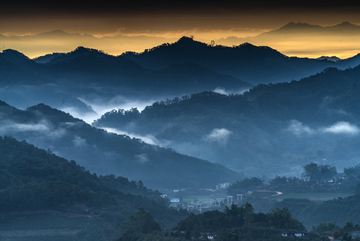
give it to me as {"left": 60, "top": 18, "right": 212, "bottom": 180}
{"left": 1, "top": 49, "right": 31, "bottom": 60}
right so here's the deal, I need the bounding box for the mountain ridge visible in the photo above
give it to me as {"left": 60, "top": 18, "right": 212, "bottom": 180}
{"left": 0, "top": 100, "right": 243, "bottom": 188}
{"left": 94, "top": 65, "right": 360, "bottom": 176}
{"left": 122, "top": 36, "right": 348, "bottom": 84}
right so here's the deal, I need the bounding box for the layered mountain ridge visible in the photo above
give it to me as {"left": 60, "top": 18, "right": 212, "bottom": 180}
{"left": 0, "top": 100, "right": 242, "bottom": 188}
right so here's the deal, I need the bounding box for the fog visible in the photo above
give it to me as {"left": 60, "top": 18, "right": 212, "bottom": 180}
{"left": 287, "top": 120, "right": 360, "bottom": 136}
{"left": 0, "top": 119, "right": 67, "bottom": 140}
{"left": 322, "top": 122, "right": 360, "bottom": 135}
{"left": 204, "top": 128, "right": 233, "bottom": 145}
{"left": 213, "top": 87, "right": 250, "bottom": 95}
{"left": 66, "top": 95, "right": 173, "bottom": 124}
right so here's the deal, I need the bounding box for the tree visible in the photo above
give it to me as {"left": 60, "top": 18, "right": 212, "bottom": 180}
{"left": 302, "top": 163, "right": 336, "bottom": 180}
{"left": 116, "top": 207, "right": 161, "bottom": 241}
{"left": 243, "top": 203, "right": 255, "bottom": 227}
{"left": 227, "top": 177, "right": 264, "bottom": 195}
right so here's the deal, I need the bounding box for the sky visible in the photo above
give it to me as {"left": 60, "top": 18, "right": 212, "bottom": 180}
{"left": 2, "top": 1, "right": 360, "bottom": 58}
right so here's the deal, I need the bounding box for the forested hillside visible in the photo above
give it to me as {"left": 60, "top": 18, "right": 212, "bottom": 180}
{"left": 0, "top": 101, "right": 242, "bottom": 188}
{"left": 0, "top": 136, "right": 188, "bottom": 241}
{"left": 94, "top": 65, "right": 360, "bottom": 177}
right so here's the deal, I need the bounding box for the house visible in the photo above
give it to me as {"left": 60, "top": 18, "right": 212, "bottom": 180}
{"left": 200, "top": 232, "right": 215, "bottom": 240}
{"left": 281, "top": 230, "right": 307, "bottom": 237}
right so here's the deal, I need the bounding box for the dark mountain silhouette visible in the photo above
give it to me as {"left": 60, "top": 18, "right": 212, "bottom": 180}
{"left": 45, "top": 46, "right": 110, "bottom": 64}
{"left": 123, "top": 36, "right": 350, "bottom": 84}
{"left": 1, "top": 47, "right": 251, "bottom": 92}
{"left": 94, "top": 65, "right": 360, "bottom": 177}
{"left": 0, "top": 49, "right": 45, "bottom": 84}
{"left": 33, "top": 52, "right": 64, "bottom": 64}
{"left": 337, "top": 53, "right": 360, "bottom": 68}
{"left": 0, "top": 47, "right": 251, "bottom": 114}
{"left": 0, "top": 101, "right": 242, "bottom": 188}
{"left": 0, "top": 29, "right": 177, "bottom": 61}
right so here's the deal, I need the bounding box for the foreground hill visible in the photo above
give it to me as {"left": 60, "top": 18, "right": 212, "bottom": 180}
{"left": 94, "top": 66, "right": 360, "bottom": 177}
{"left": 0, "top": 100, "right": 242, "bottom": 188}
{"left": 0, "top": 135, "right": 188, "bottom": 241}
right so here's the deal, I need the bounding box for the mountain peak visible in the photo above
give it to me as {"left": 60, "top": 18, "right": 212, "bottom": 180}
{"left": 339, "top": 21, "right": 352, "bottom": 25}
{"left": 0, "top": 100, "right": 11, "bottom": 107}
{"left": 280, "top": 22, "right": 320, "bottom": 30}
{"left": 36, "top": 30, "right": 81, "bottom": 37}
{"left": 238, "top": 42, "right": 256, "bottom": 48}
{"left": 45, "top": 46, "right": 108, "bottom": 64}
{"left": 316, "top": 56, "right": 341, "bottom": 62}
{"left": 1, "top": 49, "right": 29, "bottom": 59}
{"left": 332, "top": 21, "right": 360, "bottom": 29}
{"left": 27, "top": 103, "right": 82, "bottom": 123}
{"left": 176, "top": 36, "right": 195, "bottom": 43}
{"left": 72, "top": 46, "right": 104, "bottom": 54}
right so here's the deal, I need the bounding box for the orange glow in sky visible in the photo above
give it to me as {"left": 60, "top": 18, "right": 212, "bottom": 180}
{"left": 2, "top": 1, "right": 360, "bottom": 59}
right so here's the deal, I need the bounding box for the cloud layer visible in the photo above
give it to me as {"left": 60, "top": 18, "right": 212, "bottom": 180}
{"left": 287, "top": 120, "right": 360, "bottom": 136}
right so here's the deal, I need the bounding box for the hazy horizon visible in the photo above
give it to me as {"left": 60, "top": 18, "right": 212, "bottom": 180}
{"left": 2, "top": 23, "right": 360, "bottom": 60}
{"left": 2, "top": 0, "right": 360, "bottom": 58}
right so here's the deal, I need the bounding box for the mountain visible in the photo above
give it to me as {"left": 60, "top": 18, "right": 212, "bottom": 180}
{"left": 43, "top": 47, "right": 250, "bottom": 94}
{"left": 0, "top": 30, "right": 177, "bottom": 59}
{"left": 316, "top": 56, "right": 341, "bottom": 62}
{"left": 216, "top": 22, "right": 360, "bottom": 60}
{"left": 0, "top": 47, "right": 251, "bottom": 116}
{"left": 0, "top": 101, "right": 242, "bottom": 188}
{"left": 0, "top": 49, "right": 45, "bottom": 84}
{"left": 266, "top": 21, "right": 360, "bottom": 35}
{"left": 123, "top": 36, "right": 352, "bottom": 85}
{"left": 33, "top": 52, "right": 65, "bottom": 64}
{"left": 0, "top": 135, "right": 188, "bottom": 241}
{"left": 94, "top": 65, "right": 360, "bottom": 177}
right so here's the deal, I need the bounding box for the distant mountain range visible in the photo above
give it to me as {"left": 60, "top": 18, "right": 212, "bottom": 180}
{"left": 0, "top": 100, "right": 242, "bottom": 188}
{"left": 266, "top": 22, "right": 360, "bottom": 35}
{"left": 0, "top": 30, "right": 177, "bottom": 59}
{"left": 218, "top": 22, "right": 360, "bottom": 44}
{"left": 2, "top": 22, "right": 360, "bottom": 59}
{"left": 217, "top": 22, "right": 360, "bottom": 58}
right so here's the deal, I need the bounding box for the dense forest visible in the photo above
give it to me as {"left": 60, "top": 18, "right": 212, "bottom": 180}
{"left": 113, "top": 203, "right": 308, "bottom": 241}
{"left": 0, "top": 136, "right": 190, "bottom": 240}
